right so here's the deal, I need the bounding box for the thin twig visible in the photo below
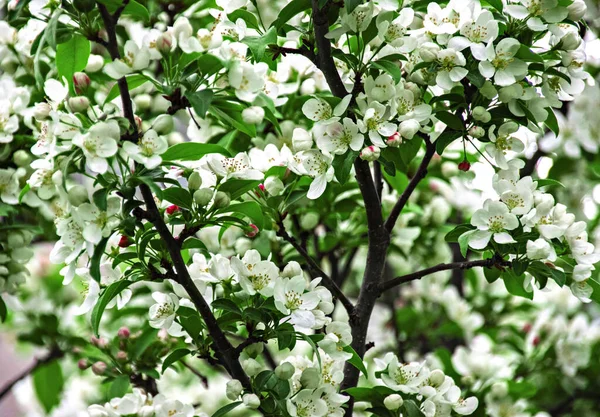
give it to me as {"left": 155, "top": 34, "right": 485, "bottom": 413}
{"left": 181, "top": 360, "right": 209, "bottom": 388}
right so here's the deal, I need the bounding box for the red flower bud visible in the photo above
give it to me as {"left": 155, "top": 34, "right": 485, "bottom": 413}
{"left": 246, "top": 224, "right": 259, "bottom": 238}
{"left": 117, "top": 327, "right": 130, "bottom": 339}
{"left": 92, "top": 361, "right": 107, "bottom": 375}
{"left": 458, "top": 160, "right": 471, "bottom": 172}
{"left": 532, "top": 336, "right": 540, "bottom": 346}
{"left": 166, "top": 205, "right": 180, "bottom": 215}
{"left": 258, "top": 184, "right": 266, "bottom": 192}
{"left": 118, "top": 235, "right": 132, "bottom": 248}
{"left": 78, "top": 359, "right": 90, "bottom": 370}
{"left": 73, "top": 72, "right": 90, "bottom": 93}
{"left": 522, "top": 323, "right": 532, "bottom": 333}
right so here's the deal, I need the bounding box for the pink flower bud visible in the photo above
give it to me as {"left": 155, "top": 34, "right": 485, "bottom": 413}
{"left": 458, "top": 160, "right": 471, "bottom": 172}
{"left": 73, "top": 72, "right": 90, "bottom": 92}
{"left": 78, "top": 359, "right": 90, "bottom": 370}
{"left": 92, "top": 361, "right": 107, "bottom": 375}
{"left": 246, "top": 224, "right": 259, "bottom": 238}
{"left": 90, "top": 336, "right": 108, "bottom": 349}
{"left": 156, "top": 32, "right": 174, "bottom": 55}
{"left": 386, "top": 132, "right": 402, "bottom": 147}
{"left": 166, "top": 204, "right": 179, "bottom": 215}
{"left": 117, "top": 327, "right": 130, "bottom": 339}
{"left": 116, "top": 351, "right": 128, "bottom": 361}
{"left": 359, "top": 145, "right": 381, "bottom": 162}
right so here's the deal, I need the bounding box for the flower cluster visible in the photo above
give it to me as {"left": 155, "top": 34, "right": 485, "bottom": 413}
{"left": 88, "top": 389, "right": 196, "bottom": 417}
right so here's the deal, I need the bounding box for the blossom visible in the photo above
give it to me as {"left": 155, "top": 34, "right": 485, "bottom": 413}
{"left": 287, "top": 389, "right": 328, "bottom": 417}
{"left": 72, "top": 268, "right": 101, "bottom": 315}
{"left": 76, "top": 197, "right": 121, "bottom": 245}
{"left": 448, "top": 10, "right": 499, "bottom": 60}
{"left": 381, "top": 356, "right": 430, "bottom": 393}
{"left": 376, "top": 8, "right": 416, "bottom": 52}
{"left": 314, "top": 117, "right": 364, "bottom": 155}
{"left": 149, "top": 292, "right": 179, "bottom": 329}
{"left": 228, "top": 61, "right": 268, "bottom": 102}
{"left": 0, "top": 106, "right": 19, "bottom": 143}
{"left": 72, "top": 121, "right": 120, "bottom": 174}
{"left": 231, "top": 250, "right": 279, "bottom": 296}
{"left": 467, "top": 200, "right": 519, "bottom": 249}
{"left": 274, "top": 275, "right": 321, "bottom": 329}
{"left": 207, "top": 152, "right": 263, "bottom": 180}
{"left": 289, "top": 150, "right": 335, "bottom": 200}
{"left": 478, "top": 38, "right": 528, "bottom": 86}
{"left": 362, "top": 102, "right": 397, "bottom": 147}
{"left": 302, "top": 95, "right": 351, "bottom": 123}
{"left": 486, "top": 122, "right": 523, "bottom": 169}
{"left": 436, "top": 48, "right": 468, "bottom": 90}
{"left": 104, "top": 40, "right": 151, "bottom": 79}
{"left": 121, "top": 129, "right": 168, "bottom": 169}
{"left": 506, "top": 0, "right": 568, "bottom": 31}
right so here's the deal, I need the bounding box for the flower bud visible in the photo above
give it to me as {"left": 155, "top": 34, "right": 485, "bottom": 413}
{"left": 226, "top": 379, "right": 244, "bottom": 400}
{"left": 386, "top": 132, "right": 402, "bottom": 147}
{"left": 275, "top": 362, "right": 295, "bottom": 380}
{"left": 491, "top": 382, "right": 508, "bottom": 398}
{"left": 68, "top": 96, "right": 90, "bottom": 113}
{"left": 194, "top": 188, "right": 214, "bottom": 206}
{"left": 245, "top": 224, "right": 259, "bottom": 238}
{"left": 67, "top": 184, "right": 88, "bottom": 206}
{"left": 399, "top": 119, "right": 420, "bottom": 139}
{"left": 559, "top": 32, "right": 581, "bottom": 51}
{"left": 78, "top": 359, "right": 90, "bottom": 370}
{"left": 472, "top": 106, "right": 490, "bottom": 123}
{"left": 90, "top": 336, "right": 109, "bottom": 349}
{"left": 242, "top": 393, "right": 261, "bottom": 409}
{"left": 33, "top": 102, "right": 52, "bottom": 120}
{"left": 429, "top": 369, "right": 445, "bottom": 386}
{"left": 118, "top": 235, "right": 132, "bottom": 248}
{"left": 384, "top": 394, "right": 404, "bottom": 410}
{"left": 117, "top": 326, "right": 130, "bottom": 339}
{"left": 73, "top": 72, "right": 91, "bottom": 92}
{"left": 244, "top": 343, "right": 264, "bottom": 359}
{"left": 292, "top": 128, "right": 313, "bottom": 151}
{"left": 300, "top": 368, "right": 320, "bottom": 389}
{"left": 85, "top": 54, "right": 104, "bottom": 72}
{"left": 156, "top": 32, "right": 174, "bottom": 54}
{"left": 213, "top": 191, "right": 230, "bottom": 209}
{"left": 7, "top": 233, "right": 25, "bottom": 248}
{"left": 241, "top": 358, "right": 262, "bottom": 376}
{"left": 116, "top": 351, "right": 128, "bottom": 361}
{"left": 242, "top": 106, "right": 265, "bottom": 124}
{"left": 134, "top": 94, "right": 152, "bottom": 111}
{"left": 359, "top": 145, "right": 380, "bottom": 162}
{"left": 468, "top": 126, "right": 485, "bottom": 138}
{"left": 264, "top": 176, "right": 284, "bottom": 196}
{"left": 152, "top": 114, "right": 174, "bottom": 135}
{"left": 300, "top": 212, "right": 319, "bottom": 230}
{"left": 91, "top": 361, "right": 107, "bottom": 375}
{"left": 480, "top": 81, "right": 497, "bottom": 99}
{"left": 166, "top": 205, "right": 180, "bottom": 215}
{"left": 458, "top": 160, "right": 471, "bottom": 172}
{"left": 567, "top": 0, "right": 586, "bottom": 20}
{"left": 419, "top": 42, "right": 440, "bottom": 62}
{"left": 188, "top": 171, "right": 202, "bottom": 191}
{"left": 13, "top": 150, "right": 31, "bottom": 168}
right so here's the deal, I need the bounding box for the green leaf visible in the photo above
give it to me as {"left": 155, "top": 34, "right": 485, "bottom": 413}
{"left": 34, "top": 10, "right": 62, "bottom": 89}
{"left": 56, "top": 35, "right": 90, "bottom": 94}
{"left": 516, "top": 45, "right": 544, "bottom": 63}
{"left": 162, "top": 142, "right": 230, "bottom": 161}
{"left": 33, "top": 361, "right": 64, "bottom": 413}
{"left": 243, "top": 26, "right": 277, "bottom": 63}
{"left": 186, "top": 89, "right": 214, "bottom": 118}
{"left": 343, "top": 345, "right": 368, "bottom": 376}
{"left": 483, "top": 0, "right": 503, "bottom": 11}
{"left": 435, "top": 130, "right": 462, "bottom": 155}
{"left": 536, "top": 178, "right": 564, "bottom": 188}
{"left": 502, "top": 270, "right": 533, "bottom": 300}
{"left": 105, "top": 74, "right": 148, "bottom": 104}
{"left": 382, "top": 170, "right": 408, "bottom": 193}
{"left": 332, "top": 151, "right": 358, "bottom": 184}
{"left": 18, "top": 183, "right": 30, "bottom": 203}
{"left": 162, "top": 187, "right": 193, "bottom": 210}
{"left": 131, "top": 327, "right": 159, "bottom": 360}
{"left": 458, "top": 230, "right": 476, "bottom": 257}
{"left": 466, "top": 70, "right": 485, "bottom": 88}
{"left": 93, "top": 188, "right": 109, "bottom": 211}
{"left": 181, "top": 238, "right": 208, "bottom": 252}
{"left": 435, "top": 111, "right": 464, "bottom": 131}
{"left": 218, "top": 179, "right": 261, "bottom": 200}
{"left": 484, "top": 266, "right": 501, "bottom": 283}
{"left": 217, "top": 201, "right": 265, "bottom": 229}
{"left": 212, "top": 298, "right": 243, "bottom": 315}
{"left": 346, "top": 0, "right": 362, "bottom": 13}
{"left": 161, "top": 348, "right": 191, "bottom": 373}
{"left": 209, "top": 106, "right": 256, "bottom": 137}
{"left": 508, "top": 380, "right": 537, "bottom": 399}
{"left": 445, "top": 224, "right": 475, "bottom": 242}
{"left": 372, "top": 60, "right": 402, "bottom": 83}
{"left": 91, "top": 280, "right": 133, "bottom": 336}
{"left": 403, "top": 400, "right": 426, "bottom": 417}
{"left": 98, "top": 0, "right": 149, "bottom": 21}
{"left": 0, "top": 296, "right": 7, "bottom": 322}
{"left": 90, "top": 237, "right": 109, "bottom": 282}
{"left": 587, "top": 278, "right": 600, "bottom": 304}
{"left": 276, "top": 323, "right": 296, "bottom": 350}
{"left": 228, "top": 10, "right": 260, "bottom": 30}
{"left": 108, "top": 375, "right": 130, "bottom": 398}
{"left": 212, "top": 401, "right": 243, "bottom": 417}
{"left": 271, "top": 0, "right": 311, "bottom": 29}
{"left": 197, "top": 54, "right": 224, "bottom": 77}
{"left": 544, "top": 107, "right": 559, "bottom": 137}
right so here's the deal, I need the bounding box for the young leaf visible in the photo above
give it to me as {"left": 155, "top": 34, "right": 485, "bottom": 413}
{"left": 91, "top": 280, "right": 133, "bottom": 336}
{"left": 372, "top": 60, "right": 402, "bottom": 83}
{"left": 56, "top": 35, "right": 90, "bottom": 94}
{"left": 90, "top": 237, "right": 109, "bottom": 282}
{"left": 105, "top": 74, "right": 148, "bottom": 104}
{"left": 33, "top": 361, "right": 64, "bottom": 413}
{"left": 212, "top": 401, "right": 243, "bottom": 417}
{"left": 162, "top": 143, "right": 230, "bottom": 161}
{"left": 217, "top": 201, "right": 265, "bottom": 229}
{"left": 271, "top": 0, "right": 311, "bottom": 29}
{"left": 435, "top": 111, "right": 464, "bottom": 131}
{"left": 162, "top": 187, "right": 193, "bottom": 210}
{"left": 161, "top": 348, "right": 191, "bottom": 373}
{"left": 343, "top": 345, "right": 368, "bottom": 376}
{"left": 332, "top": 151, "right": 358, "bottom": 184}
{"left": 186, "top": 89, "right": 214, "bottom": 118}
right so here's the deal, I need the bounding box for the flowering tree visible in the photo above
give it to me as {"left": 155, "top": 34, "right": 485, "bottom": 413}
{"left": 1, "top": 0, "right": 599, "bottom": 416}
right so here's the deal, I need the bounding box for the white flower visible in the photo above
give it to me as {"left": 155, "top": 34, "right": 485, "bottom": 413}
{"left": 381, "top": 357, "right": 430, "bottom": 393}
{"left": 231, "top": 250, "right": 278, "bottom": 296}
{"left": 436, "top": 48, "right": 468, "bottom": 90}
{"left": 0, "top": 168, "right": 21, "bottom": 204}
{"left": 376, "top": 8, "right": 417, "bottom": 52}
{"left": 445, "top": 385, "right": 479, "bottom": 415}
{"left": 498, "top": 176, "right": 535, "bottom": 215}
{"left": 73, "top": 268, "right": 101, "bottom": 316}
{"left": 506, "top": 0, "right": 568, "bottom": 31}
{"left": 105, "top": 40, "right": 151, "bottom": 79}
{"left": 154, "top": 395, "right": 194, "bottom": 417}
{"left": 216, "top": 0, "right": 248, "bottom": 13}
{"left": 478, "top": 38, "right": 528, "bottom": 86}
{"left": 314, "top": 117, "right": 363, "bottom": 155}
{"left": 468, "top": 200, "right": 519, "bottom": 249}
{"left": 363, "top": 101, "right": 397, "bottom": 147}
{"left": 302, "top": 95, "right": 351, "bottom": 123}
{"left": 486, "top": 122, "right": 523, "bottom": 169}
{"left": 287, "top": 389, "right": 328, "bottom": 417}
{"left": 0, "top": 106, "right": 19, "bottom": 144}
{"left": 76, "top": 197, "right": 121, "bottom": 245}
{"left": 364, "top": 74, "right": 396, "bottom": 103}
{"left": 448, "top": 10, "right": 499, "bottom": 60}
{"left": 228, "top": 61, "right": 267, "bottom": 102}
{"left": 318, "top": 321, "right": 353, "bottom": 360}
{"left": 274, "top": 275, "right": 320, "bottom": 329}
{"left": 149, "top": 292, "right": 179, "bottom": 329}
{"left": 207, "top": 152, "right": 263, "bottom": 180}
{"left": 526, "top": 238, "right": 557, "bottom": 261}
{"left": 122, "top": 129, "right": 168, "bottom": 169}
{"left": 570, "top": 264, "right": 594, "bottom": 303}
{"left": 289, "top": 150, "right": 335, "bottom": 200}
{"left": 73, "top": 121, "right": 120, "bottom": 174}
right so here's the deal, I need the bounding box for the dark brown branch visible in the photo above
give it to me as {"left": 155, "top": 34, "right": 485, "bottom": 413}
{"left": 374, "top": 161, "right": 384, "bottom": 201}
{"left": 378, "top": 257, "right": 511, "bottom": 293}
{"left": 277, "top": 220, "right": 355, "bottom": 314}
{"left": 0, "top": 347, "right": 63, "bottom": 402}
{"left": 181, "top": 360, "right": 209, "bottom": 388}
{"left": 520, "top": 148, "right": 547, "bottom": 178}
{"left": 384, "top": 138, "right": 435, "bottom": 233}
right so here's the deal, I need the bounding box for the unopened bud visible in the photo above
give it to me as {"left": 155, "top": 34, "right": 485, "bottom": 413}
{"left": 68, "top": 96, "right": 90, "bottom": 113}
{"left": 213, "top": 191, "right": 230, "bottom": 209}
{"left": 116, "top": 351, "right": 128, "bottom": 361}
{"left": 73, "top": 72, "right": 91, "bottom": 92}
{"left": 300, "top": 368, "right": 320, "bottom": 389}
{"left": 300, "top": 212, "right": 319, "bottom": 230}
{"left": 166, "top": 204, "right": 180, "bottom": 215}
{"left": 384, "top": 394, "right": 404, "bottom": 410}
{"left": 34, "top": 102, "right": 52, "bottom": 120}
{"left": 156, "top": 32, "right": 174, "bottom": 54}
{"left": 117, "top": 327, "right": 130, "bottom": 339}
{"left": 398, "top": 119, "right": 420, "bottom": 139}
{"left": 458, "top": 160, "right": 471, "bottom": 172}
{"left": 90, "top": 336, "right": 108, "bottom": 349}
{"left": 188, "top": 171, "right": 202, "bottom": 191}
{"left": 244, "top": 343, "right": 264, "bottom": 359}
{"left": 152, "top": 114, "right": 174, "bottom": 134}
{"left": 359, "top": 145, "right": 380, "bottom": 162}
{"left": 91, "top": 361, "right": 107, "bottom": 375}
{"left": 241, "top": 358, "right": 262, "bottom": 376}
{"left": 429, "top": 369, "right": 445, "bottom": 386}
{"left": 263, "top": 176, "right": 284, "bottom": 196}
{"left": 226, "top": 380, "right": 243, "bottom": 400}
{"left": 559, "top": 32, "right": 581, "bottom": 51}
{"left": 242, "top": 393, "right": 261, "bottom": 409}
{"left": 78, "top": 359, "right": 90, "bottom": 370}
{"left": 245, "top": 224, "right": 259, "bottom": 238}
{"left": 242, "top": 106, "right": 265, "bottom": 124}
{"left": 386, "top": 132, "right": 402, "bottom": 147}
{"left": 67, "top": 185, "right": 88, "bottom": 207}
{"left": 292, "top": 128, "right": 313, "bottom": 151}
{"left": 419, "top": 42, "right": 440, "bottom": 62}
{"left": 567, "top": 0, "right": 586, "bottom": 20}
{"left": 275, "top": 362, "right": 295, "bottom": 380}
{"left": 7, "top": 233, "right": 25, "bottom": 248}
{"left": 472, "top": 106, "right": 491, "bottom": 123}
{"left": 468, "top": 126, "right": 485, "bottom": 138}
{"left": 13, "top": 150, "right": 31, "bottom": 167}
{"left": 85, "top": 54, "right": 104, "bottom": 73}
{"left": 118, "top": 235, "right": 132, "bottom": 248}
{"left": 194, "top": 188, "right": 213, "bottom": 206}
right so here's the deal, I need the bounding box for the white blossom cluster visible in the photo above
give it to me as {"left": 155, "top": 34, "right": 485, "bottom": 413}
{"left": 88, "top": 388, "right": 196, "bottom": 417}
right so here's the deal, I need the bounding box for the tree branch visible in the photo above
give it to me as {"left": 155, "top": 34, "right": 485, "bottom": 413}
{"left": 384, "top": 138, "right": 435, "bottom": 233}
{"left": 0, "top": 347, "right": 63, "bottom": 402}
{"left": 180, "top": 360, "right": 209, "bottom": 388}
{"left": 277, "top": 220, "right": 355, "bottom": 314}
{"left": 378, "top": 257, "right": 511, "bottom": 293}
